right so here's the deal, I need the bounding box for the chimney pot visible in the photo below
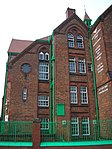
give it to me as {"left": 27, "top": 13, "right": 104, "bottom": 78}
{"left": 66, "top": 7, "right": 76, "bottom": 19}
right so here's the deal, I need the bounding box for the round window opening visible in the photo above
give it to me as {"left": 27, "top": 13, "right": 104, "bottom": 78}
{"left": 21, "top": 63, "right": 31, "bottom": 74}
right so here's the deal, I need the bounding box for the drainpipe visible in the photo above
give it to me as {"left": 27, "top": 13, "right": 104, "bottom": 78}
{"left": 36, "top": 37, "right": 55, "bottom": 132}
{"left": 1, "top": 52, "right": 12, "bottom": 121}
{"left": 49, "top": 32, "right": 55, "bottom": 133}
{"left": 88, "top": 28, "right": 100, "bottom": 139}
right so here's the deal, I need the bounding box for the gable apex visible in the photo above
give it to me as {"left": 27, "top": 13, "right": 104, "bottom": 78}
{"left": 91, "top": 5, "right": 112, "bottom": 33}
{"left": 9, "top": 38, "right": 51, "bottom": 66}
{"left": 54, "top": 12, "right": 88, "bottom": 34}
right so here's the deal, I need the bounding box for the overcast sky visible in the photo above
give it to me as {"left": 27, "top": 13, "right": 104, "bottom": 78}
{"left": 0, "top": 0, "right": 112, "bottom": 113}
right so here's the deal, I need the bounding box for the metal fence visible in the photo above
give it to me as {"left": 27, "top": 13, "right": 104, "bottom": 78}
{"left": 0, "top": 121, "right": 32, "bottom": 142}
{"left": 41, "top": 120, "right": 112, "bottom": 142}
{"left": 0, "top": 120, "right": 111, "bottom": 143}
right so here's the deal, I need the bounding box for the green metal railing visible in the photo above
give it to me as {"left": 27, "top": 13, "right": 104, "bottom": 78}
{"left": 0, "top": 120, "right": 111, "bottom": 143}
{"left": 41, "top": 120, "right": 112, "bottom": 142}
{"left": 0, "top": 121, "right": 32, "bottom": 142}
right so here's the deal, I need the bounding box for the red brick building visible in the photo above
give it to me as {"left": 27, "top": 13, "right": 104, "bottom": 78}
{"left": 1, "top": 5, "right": 112, "bottom": 146}
{"left": 91, "top": 5, "right": 112, "bottom": 121}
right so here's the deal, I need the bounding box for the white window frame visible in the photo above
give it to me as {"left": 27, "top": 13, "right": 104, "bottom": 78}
{"left": 71, "top": 117, "right": 79, "bottom": 136}
{"left": 45, "top": 53, "right": 49, "bottom": 60}
{"left": 77, "top": 35, "right": 84, "bottom": 48}
{"left": 80, "top": 86, "right": 88, "bottom": 104}
{"left": 82, "top": 117, "right": 90, "bottom": 135}
{"left": 69, "top": 58, "right": 76, "bottom": 73}
{"left": 39, "top": 62, "right": 49, "bottom": 80}
{"left": 41, "top": 118, "right": 49, "bottom": 130}
{"left": 70, "top": 86, "right": 78, "bottom": 104}
{"left": 38, "top": 96, "right": 49, "bottom": 107}
{"left": 68, "top": 34, "right": 74, "bottom": 48}
{"left": 78, "top": 59, "right": 86, "bottom": 73}
{"left": 39, "top": 52, "right": 44, "bottom": 60}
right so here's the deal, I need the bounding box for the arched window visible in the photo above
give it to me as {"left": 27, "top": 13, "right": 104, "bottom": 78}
{"left": 38, "top": 49, "right": 49, "bottom": 81}
{"left": 22, "top": 87, "right": 27, "bottom": 101}
{"left": 68, "top": 34, "right": 74, "bottom": 48}
{"left": 39, "top": 52, "right": 44, "bottom": 60}
{"left": 77, "top": 35, "right": 84, "bottom": 48}
{"left": 45, "top": 53, "right": 49, "bottom": 60}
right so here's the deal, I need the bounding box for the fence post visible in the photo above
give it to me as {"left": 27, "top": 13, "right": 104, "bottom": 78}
{"left": 32, "top": 118, "right": 41, "bottom": 149}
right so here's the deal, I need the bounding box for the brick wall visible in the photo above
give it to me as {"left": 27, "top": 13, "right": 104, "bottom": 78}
{"left": 54, "top": 13, "right": 95, "bottom": 122}
{"left": 103, "top": 10, "right": 112, "bottom": 71}
{"left": 9, "top": 52, "right": 38, "bottom": 120}
{"left": 54, "top": 33, "right": 70, "bottom": 122}
{"left": 7, "top": 43, "right": 50, "bottom": 121}
{"left": 91, "top": 11, "right": 112, "bottom": 121}
{"left": 40, "top": 146, "right": 112, "bottom": 149}
{"left": 97, "top": 81, "right": 112, "bottom": 120}
{"left": 91, "top": 22, "right": 109, "bottom": 86}
{"left": 0, "top": 145, "right": 112, "bottom": 149}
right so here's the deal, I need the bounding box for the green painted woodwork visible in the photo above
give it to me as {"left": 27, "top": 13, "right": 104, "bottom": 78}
{"left": 0, "top": 121, "right": 32, "bottom": 142}
{"left": 88, "top": 28, "right": 100, "bottom": 138}
{"left": 50, "top": 32, "right": 55, "bottom": 124}
{"left": 84, "top": 18, "right": 92, "bottom": 27}
{"left": 40, "top": 140, "right": 112, "bottom": 147}
{"left": 41, "top": 120, "right": 112, "bottom": 142}
{"left": 0, "top": 142, "right": 32, "bottom": 146}
{"left": 8, "top": 52, "right": 20, "bottom": 55}
{"left": 56, "top": 104, "right": 65, "bottom": 116}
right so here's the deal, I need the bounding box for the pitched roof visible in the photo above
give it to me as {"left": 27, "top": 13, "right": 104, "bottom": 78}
{"left": 54, "top": 12, "right": 88, "bottom": 34}
{"left": 9, "top": 38, "right": 51, "bottom": 66}
{"left": 41, "top": 35, "right": 51, "bottom": 41}
{"left": 91, "top": 5, "right": 112, "bottom": 33}
{"left": 8, "top": 39, "right": 33, "bottom": 53}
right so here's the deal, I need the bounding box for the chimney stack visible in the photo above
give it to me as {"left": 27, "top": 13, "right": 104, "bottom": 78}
{"left": 66, "top": 7, "right": 76, "bottom": 19}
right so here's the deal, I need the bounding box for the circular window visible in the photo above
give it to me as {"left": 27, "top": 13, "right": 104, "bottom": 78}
{"left": 21, "top": 63, "right": 31, "bottom": 74}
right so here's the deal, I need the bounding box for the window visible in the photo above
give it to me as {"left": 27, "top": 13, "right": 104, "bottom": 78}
{"left": 82, "top": 117, "right": 90, "bottom": 135}
{"left": 71, "top": 117, "right": 79, "bottom": 136}
{"left": 68, "top": 34, "right": 74, "bottom": 48}
{"left": 21, "top": 63, "right": 31, "bottom": 74}
{"left": 70, "top": 86, "right": 78, "bottom": 104}
{"left": 69, "top": 58, "right": 76, "bottom": 73}
{"left": 22, "top": 87, "right": 27, "bottom": 101}
{"left": 67, "top": 29, "right": 84, "bottom": 49}
{"left": 41, "top": 118, "right": 49, "bottom": 130}
{"left": 77, "top": 35, "right": 84, "bottom": 48}
{"left": 88, "top": 63, "right": 92, "bottom": 71}
{"left": 39, "top": 51, "right": 49, "bottom": 61}
{"left": 38, "top": 96, "right": 49, "bottom": 107}
{"left": 78, "top": 59, "right": 86, "bottom": 73}
{"left": 80, "top": 86, "right": 88, "bottom": 104}
{"left": 39, "top": 62, "right": 49, "bottom": 80}
{"left": 45, "top": 53, "right": 49, "bottom": 60}
{"left": 39, "top": 51, "right": 49, "bottom": 81}
{"left": 109, "top": 71, "right": 112, "bottom": 80}
{"left": 39, "top": 52, "right": 44, "bottom": 60}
